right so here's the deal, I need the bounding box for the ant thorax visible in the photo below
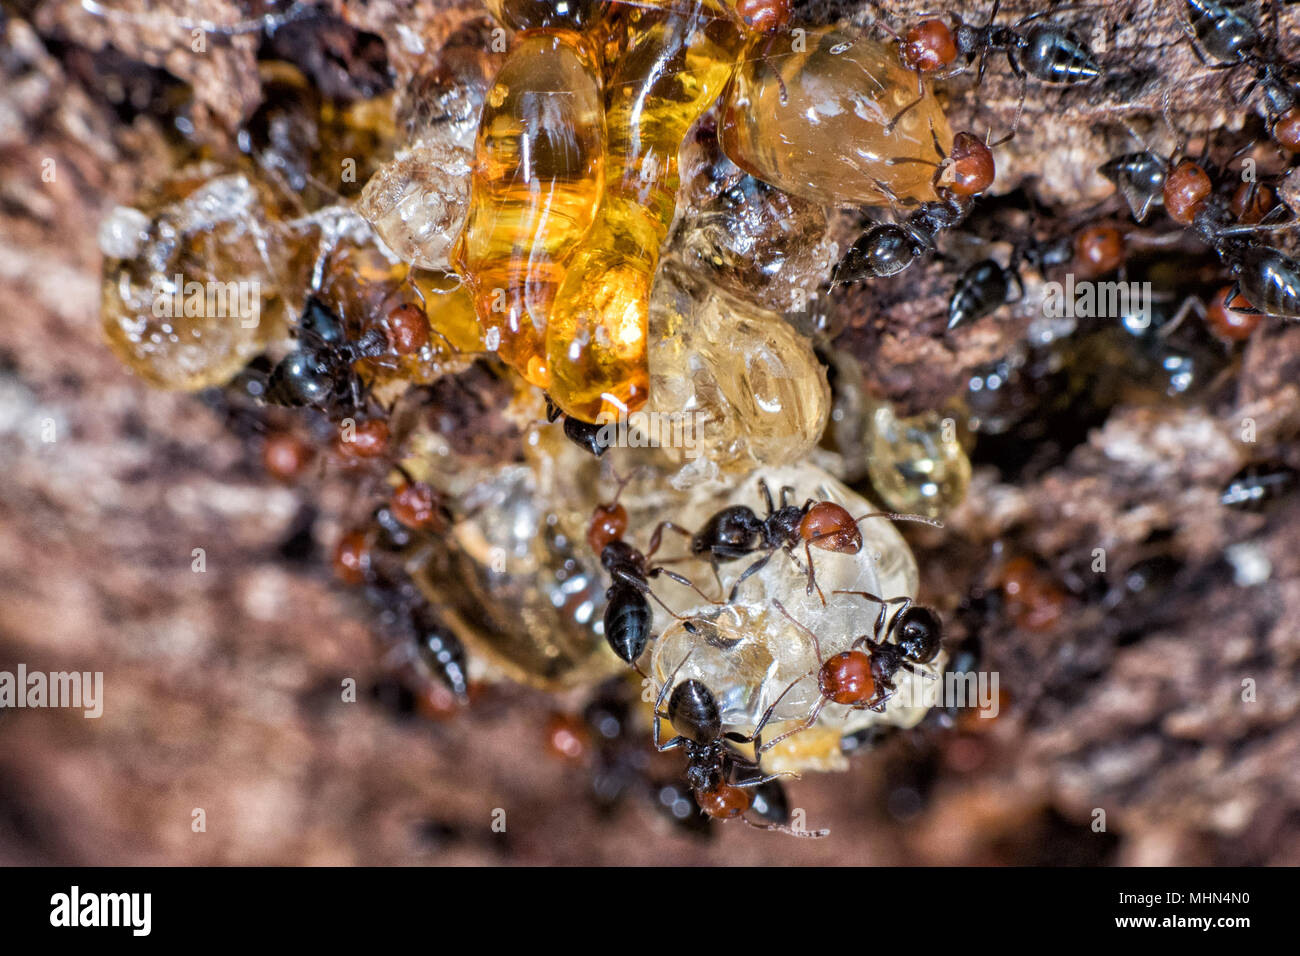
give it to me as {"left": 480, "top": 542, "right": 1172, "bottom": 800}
{"left": 645, "top": 463, "right": 947, "bottom": 775}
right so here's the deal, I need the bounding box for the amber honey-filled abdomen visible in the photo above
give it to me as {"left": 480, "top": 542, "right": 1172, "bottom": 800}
{"left": 721, "top": 27, "right": 953, "bottom": 206}
{"left": 454, "top": 30, "right": 606, "bottom": 391}
{"left": 546, "top": 0, "right": 743, "bottom": 423}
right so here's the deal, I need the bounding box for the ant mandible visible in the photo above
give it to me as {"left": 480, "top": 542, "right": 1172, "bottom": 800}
{"left": 653, "top": 660, "right": 828, "bottom": 838}
{"left": 763, "top": 592, "right": 943, "bottom": 750}
{"left": 649, "top": 477, "right": 941, "bottom": 604}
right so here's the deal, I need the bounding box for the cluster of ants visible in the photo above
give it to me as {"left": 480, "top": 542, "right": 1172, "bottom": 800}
{"left": 821, "top": 0, "right": 1300, "bottom": 336}
{"left": 583, "top": 469, "right": 944, "bottom": 837}
{"left": 194, "top": 0, "right": 1300, "bottom": 840}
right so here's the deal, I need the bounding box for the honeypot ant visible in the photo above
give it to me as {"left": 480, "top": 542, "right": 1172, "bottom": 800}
{"left": 651, "top": 478, "right": 941, "bottom": 604}
{"left": 834, "top": 128, "right": 1005, "bottom": 283}
{"left": 653, "top": 661, "right": 828, "bottom": 837}
{"left": 764, "top": 593, "right": 943, "bottom": 749}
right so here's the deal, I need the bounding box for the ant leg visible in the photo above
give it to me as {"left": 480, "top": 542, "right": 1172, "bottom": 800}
{"left": 802, "top": 540, "right": 827, "bottom": 605}
{"left": 728, "top": 549, "right": 776, "bottom": 603}
{"left": 752, "top": 696, "right": 828, "bottom": 754}
{"left": 758, "top": 478, "right": 775, "bottom": 515}
{"left": 1224, "top": 280, "right": 1264, "bottom": 316}
{"left": 742, "top": 669, "right": 816, "bottom": 753}
{"left": 779, "top": 485, "right": 797, "bottom": 509}
{"left": 653, "top": 652, "right": 693, "bottom": 750}
{"left": 885, "top": 92, "right": 926, "bottom": 135}
{"left": 646, "top": 520, "right": 693, "bottom": 560}
{"left": 772, "top": 598, "right": 828, "bottom": 663}
{"left": 648, "top": 566, "right": 724, "bottom": 606}
{"left": 739, "top": 816, "right": 830, "bottom": 839}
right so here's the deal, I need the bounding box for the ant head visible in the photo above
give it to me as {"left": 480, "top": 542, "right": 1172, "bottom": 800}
{"left": 732, "top": 0, "right": 790, "bottom": 35}
{"left": 819, "top": 650, "right": 875, "bottom": 706}
{"left": 799, "top": 501, "right": 863, "bottom": 554}
{"left": 1162, "top": 159, "right": 1213, "bottom": 225}
{"left": 895, "top": 605, "right": 943, "bottom": 663}
{"left": 901, "top": 18, "right": 958, "bottom": 72}
{"left": 939, "top": 133, "right": 996, "bottom": 197}
{"left": 600, "top": 538, "right": 638, "bottom": 573}
{"left": 695, "top": 781, "right": 752, "bottom": 819}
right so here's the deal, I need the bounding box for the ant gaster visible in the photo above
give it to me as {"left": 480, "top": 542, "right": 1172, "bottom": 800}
{"left": 653, "top": 661, "right": 828, "bottom": 838}
{"left": 545, "top": 396, "right": 610, "bottom": 457}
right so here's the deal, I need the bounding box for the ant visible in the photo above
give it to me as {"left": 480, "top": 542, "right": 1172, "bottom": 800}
{"left": 834, "top": 128, "right": 1004, "bottom": 283}
{"left": 1180, "top": 0, "right": 1300, "bottom": 150}
{"left": 651, "top": 478, "right": 941, "bottom": 604}
{"left": 589, "top": 473, "right": 717, "bottom": 668}
{"left": 1100, "top": 146, "right": 1169, "bottom": 223}
{"left": 335, "top": 507, "right": 470, "bottom": 701}
{"left": 264, "top": 296, "right": 387, "bottom": 420}
{"left": 875, "top": 0, "right": 1103, "bottom": 131}
{"left": 653, "top": 661, "right": 828, "bottom": 837}
{"left": 544, "top": 396, "right": 610, "bottom": 457}
{"left": 1162, "top": 150, "right": 1300, "bottom": 319}
{"left": 946, "top": 228, "right": 1079, "bottom": 330}
{"left": 765, "top": 592, "right": 943, "bottom": 749}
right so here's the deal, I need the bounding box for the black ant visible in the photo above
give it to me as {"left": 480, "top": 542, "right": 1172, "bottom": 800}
{"left": 834, "top": 128, "right": 1004, "bottom": 283}
{"left": 1180, "top": 0, "right": 1300, "bottom": 149}
{"left": 876, "top": 0, "right": 1103, "bottom": 131}
{"left": 1100, "top": 146, "right": 1170, "bottom": 223}
{"left": 651, "top": 478, "right": 941, "bottom": 604}
{"left": 264, "top": 296, "right": 386, "bottom": 420}
{"left": 1162, "top": 151, "right": 1300, "bottom": 318}
{"left": 653, "top": 661, "right": 828, "bottom": 837}
{"left": 589, "top": 473, "right": 717, "bottom": 669}
{"left": 946, "top": 230, "right": 1077, "bottom": 330}
{"left": 337, "top": 507, "right": 470, "bottom": 701}
{"left": 764, "top": 593, "right": 943, "bottom": 749}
